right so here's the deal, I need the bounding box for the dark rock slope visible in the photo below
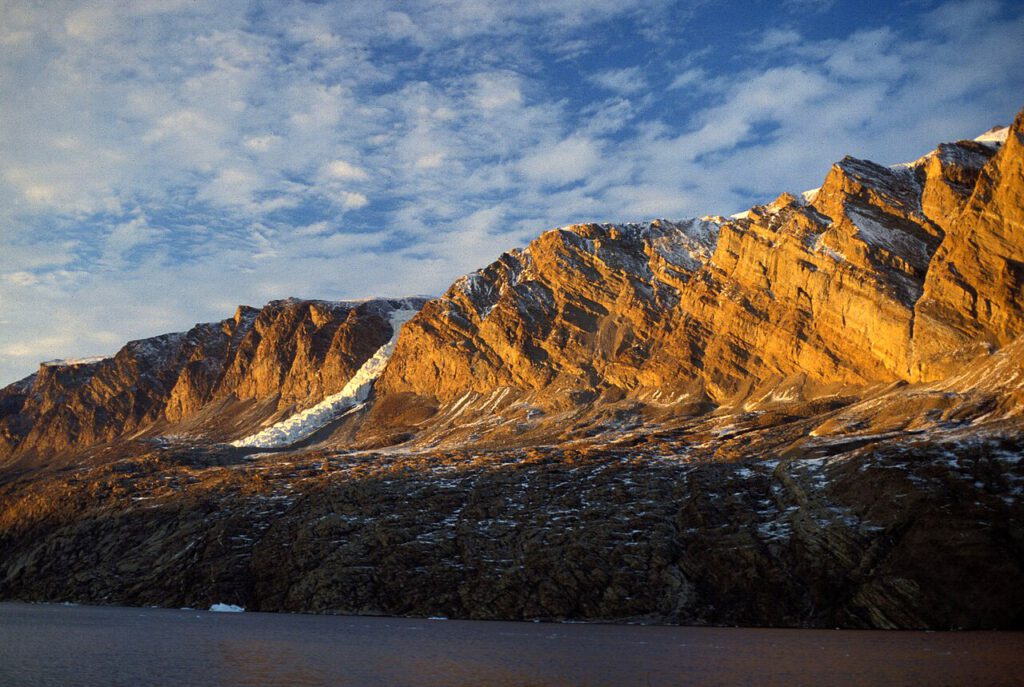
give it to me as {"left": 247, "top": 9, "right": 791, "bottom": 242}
{"left": 0, "top": 416, "right": 1020, "bottom": 629}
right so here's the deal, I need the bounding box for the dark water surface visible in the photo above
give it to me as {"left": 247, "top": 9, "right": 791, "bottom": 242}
{"left": 0, "top": 602, "right": 1021, "bottom": 686}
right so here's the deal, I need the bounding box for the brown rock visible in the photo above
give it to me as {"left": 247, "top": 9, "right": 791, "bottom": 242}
{"left": 0, "top": 298, "right": 426, "bottom": 464}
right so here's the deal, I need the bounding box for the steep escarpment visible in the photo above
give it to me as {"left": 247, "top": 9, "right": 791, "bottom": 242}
{"left": 367, "top": 116, "right": 1018, "bottom": 446}
{"left": 1, "top": 111, "right": 1023, "bottom": 631}
{"left": 0, "top": 298, "right": 426, "bottom": 464}
{"left": 912, "top": 113, "right": 1024, "bottom": 379}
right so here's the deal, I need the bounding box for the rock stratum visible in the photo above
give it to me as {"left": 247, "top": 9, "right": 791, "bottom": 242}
{"left": 1, "top": 110, "right": 1023, "bottom": 630}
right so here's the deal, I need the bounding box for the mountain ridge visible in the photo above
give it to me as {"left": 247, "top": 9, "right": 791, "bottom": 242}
{"left": 0, "top": 109, "right": 1022, "bottom": 630}
{"left": 2, "top": 112, "right": 1022, "bottom": 460}
{"left": 356, "top": 110, "right": 1021, "bottom": 449}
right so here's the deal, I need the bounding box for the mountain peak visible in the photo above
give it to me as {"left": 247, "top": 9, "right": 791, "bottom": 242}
{"left": 975, "top": 124, "right": 1009, "bottom": 146}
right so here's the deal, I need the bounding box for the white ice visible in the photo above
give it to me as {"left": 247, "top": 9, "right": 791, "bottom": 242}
{"left": 231, "top": 307, "right": 418, "bottom": 449}
{"left": 975, "top": 125, "right": 1009, "bottom": 146}
{"left": 209, "top": 603, "right": 245, "bottom": 612}
{"left": 41, "top": 355, "right": 112, "bottom": 367}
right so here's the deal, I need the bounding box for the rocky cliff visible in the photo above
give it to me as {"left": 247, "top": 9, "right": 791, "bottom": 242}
{"left": 0, "top": 298, "right": 426, "bottom": 466}
{"left": 1, "top": 407, "right": 1020, "bottom": 630}
{"left": 363, "top": 113, "right": 1020, "bottom": 447}
{"left": 1, "top": 110, "right": 1022, "bottom": 630}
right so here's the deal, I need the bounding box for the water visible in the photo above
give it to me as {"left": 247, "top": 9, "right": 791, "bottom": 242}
{"left": 0, "top": 602, "right": 1021, "bottom": 686}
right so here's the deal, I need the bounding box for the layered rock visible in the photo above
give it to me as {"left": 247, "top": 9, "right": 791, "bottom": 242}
{"left": 1, "top": 419, "right": 1020, "bottom": 629}
{"left": 368, "top": 112, "right": 1023, "bottom": 446}
{"left": 0, "top": 298, "right": 426, "bottom": 463}
{"left": 0, "top": 110, "right": 1023, "bottom": 631}
{"left": 912, "top": 113, "right": 1024, "bottom": 379}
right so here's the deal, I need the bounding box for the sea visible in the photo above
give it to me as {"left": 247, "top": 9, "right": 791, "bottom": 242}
{"left": 0, "top": 602, "right": 1020, "bottom": 686}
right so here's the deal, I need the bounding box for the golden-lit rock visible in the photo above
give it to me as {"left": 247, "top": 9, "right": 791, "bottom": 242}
{"left": 912, "top": 111, "right": 1024, "bottom": 379}
{"left": 0, "top": 298, "right": 424, "bottom": 461}
{"left": 369, "top": 109, "right": 1024, "bottom": 445}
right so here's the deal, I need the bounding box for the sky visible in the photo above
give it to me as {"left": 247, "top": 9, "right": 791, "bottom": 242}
{"left": 1, "top": 0, "right": 1023, "bottom": 385}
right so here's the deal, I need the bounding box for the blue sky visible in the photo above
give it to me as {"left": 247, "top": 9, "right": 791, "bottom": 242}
{"left": 1, "top": 0, "right": 1023, "bottom": 385}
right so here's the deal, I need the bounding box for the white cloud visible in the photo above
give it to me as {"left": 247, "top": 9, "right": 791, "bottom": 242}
{"left": 4, "top": 272, "right": 39, "bottom": 287}
{"left": 668, "top": 68, "right": 707, "bottom": 90}
{"left": 414, "top": 153, "right": 445, "bottom": 169}
{"left": 339, "top": 191, "right": 369, "bottom": 209}
{"left": 753, "top": 28, "right": 802, "bottom": 52}
{"left": 518, "top": 136, "right": 602, "bottom": 186}
{"left": 102, "top": 214, "right": 163, "bottom": 268}
{"left": 471, "top": 72, "right": 525, "bottom": 111}
{"left": 588, "top": 67, "right": 647, "bottom": 95}
{"left": 324, "top": 160, "right": 369, "bottom": 180}
{"left": 0, "top": 30, "right": 33, "bottom": 46}
{"left": 245, "top": 135, "right": 280, "bottom": 152}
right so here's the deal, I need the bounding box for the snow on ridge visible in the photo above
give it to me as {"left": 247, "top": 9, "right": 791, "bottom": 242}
{"left": 648, "top": 218, "right": 721, "bottom": 271}
{"left": 975, "top": 125, "right": 1009, "bottom": 146}
{"left": 41, "top": 355, "right": 112, "bottom": 367}
{"left": 231, "top": 306, "right": 419, "bottom": 449}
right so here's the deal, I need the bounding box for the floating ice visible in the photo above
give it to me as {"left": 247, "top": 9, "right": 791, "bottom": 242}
{"left": 209, "top": 603, "right": 245, "bottom": 613}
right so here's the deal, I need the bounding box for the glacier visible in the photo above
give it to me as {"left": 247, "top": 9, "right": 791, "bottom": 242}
{"left": 231, "top": 306, "right": 418, "bottom": 449}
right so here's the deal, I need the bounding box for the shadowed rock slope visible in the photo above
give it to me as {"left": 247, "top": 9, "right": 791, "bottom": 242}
{"left": 1, "top": 414, "right": 1020, "bottom": 629}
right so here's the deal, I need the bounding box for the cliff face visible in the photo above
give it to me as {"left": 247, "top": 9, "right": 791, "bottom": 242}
{"left": 368, "top": 114, "right": 1020, "bottom": 445}
{"left": 3, "top": 114, "right": 1020, "bottom": 457}
{"left": 2, "top": 413, "right": 1020, "bottom": 630}
{"left": 0, "top": 298, "right": 425, "bottom": 463}
{"left": 0, "top": 111, "right": 1022, "bottom": 631}
{"left": 912, "top": 110, "right": 1024, "bottom": 379}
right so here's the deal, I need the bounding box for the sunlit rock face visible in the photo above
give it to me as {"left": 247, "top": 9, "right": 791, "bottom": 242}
{"left": 366, "top": 112, "right": 1023, "bottom": 447}
{"left": 1, "top": 111, "right": 1023, "bottom": 632}
{"left": 912, "top": 112, "right": 1024, "bottom": 380}
{"left": 1, "top": 110, "right": 1022, "bottom": 457}
{"left": 0, "top": 298, "right": 427, "bottom": 462}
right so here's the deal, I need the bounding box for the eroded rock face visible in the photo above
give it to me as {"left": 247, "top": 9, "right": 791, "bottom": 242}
{"left": 0, "top": 112, "right": 1022, "bottom": 631}
{"left": 0, "top": 298, "right": 426, "bottom": 463}
{"left": 369, "top": 113, "right": 1021, "bottom": 446}
{"left": 912, "top": 111, "right": 1024, "bottom": 380}
{"left": 1, "top": 420, "right": 1020, "bottom": 629}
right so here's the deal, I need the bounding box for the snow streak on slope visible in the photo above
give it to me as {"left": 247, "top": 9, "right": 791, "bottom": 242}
{"left": 231, "top": 307, "right": 418, "bottom": 449}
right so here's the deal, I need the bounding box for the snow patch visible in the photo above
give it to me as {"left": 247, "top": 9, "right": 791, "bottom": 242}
{"left": 231, "top": 306, "right": 419, "bottom": 449}
{"left": 649, "top": 218, "right": 721, "bottom": 271}
{"left": 41, "top": 355, "right": 112, "bottom": 367}
{"left": 975, "top": 126, "right": 1009, "bottom": 146}
{"left": 846, "top": 207, "right": 928, "bottom": 265}
{"left": 801, "top": 187, "right": 820, "bottom": 204}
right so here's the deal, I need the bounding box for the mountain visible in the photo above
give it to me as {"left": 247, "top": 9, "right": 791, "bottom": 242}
{"left": 0, "top": 297, "right": 427, "bottom": 468}
{"left": 361, "top": 117, "right": 1019, "bottom": 448}
{"left": 0, "top": 110, "right": 1022, "bottom": 630}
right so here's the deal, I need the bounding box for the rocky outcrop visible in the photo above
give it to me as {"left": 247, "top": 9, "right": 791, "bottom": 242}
{"left": 0, "top": 110, "right": 1022, "bottom": 631}
{"left": 1, "top": 417, "right": 1020, "bottom": 629}
{"left": 912, "top": 113, "right": 1024, "bottom": 379}
{"left": 367, "top": 113, "right": 1021, "bottom": 447}
{"left": 3, "top": 113, "right": 1021, "bottom": 457}
{"left": 0, "top": 298, "right": 427, "bottom": 464}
